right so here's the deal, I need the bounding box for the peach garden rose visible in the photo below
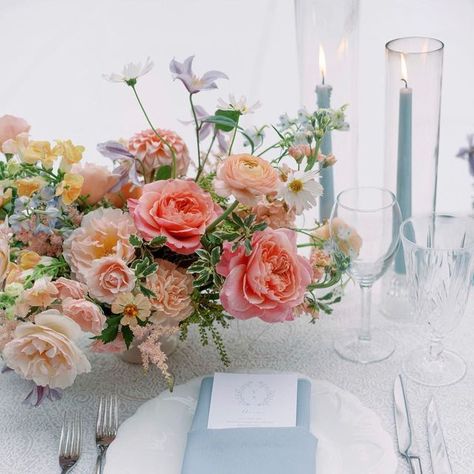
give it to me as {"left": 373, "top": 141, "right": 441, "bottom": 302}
{"left": 217, "top": 228, "right": 312, "bottom": 322}
{"left": 128, "top": 179, "right": 221, "bottom": 255}
{"left": 0, "top": 115, "right": 30, "bottom": 146}
{"left": 85, "top": 255, "right": 136, "bottom": 304}
{"left": 2, "top": 310, "right": 90, "bottom": 389}
{"left": 62, "top": 298, "right": 106, "bottom": 335}
{"left": 63, "top": 207, "right": 136, "bottom": 281}
{"left": 214, "top": 153, "right": 279, "bottom": 206}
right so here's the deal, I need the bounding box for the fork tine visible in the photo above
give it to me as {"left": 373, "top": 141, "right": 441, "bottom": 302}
{"left": 113, "top": 394, "right": 119, "bottom": 433}
{"left": 59, "top": 413, "right": 67, "bottom": 454}
{"left": 108, "top": 395, "right": 114, "bottom": 436}
{"left": 97, "top": 396, "right": 104, "bottom": 436}
{"left": 65, "top": 416, "right": 72, "bottom": 457}
{"left": 73, "top": 413, "right": 80, "bottom": 456}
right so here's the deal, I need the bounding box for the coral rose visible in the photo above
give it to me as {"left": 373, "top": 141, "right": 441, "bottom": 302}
{"left": 62, "top": 298, "right": 106, "bottom": 335}
{"left": 128, "top": 128, "right": 190, "bottom": 181}
{"left": 90, "top": 334, "right": 126, "bottom": 353}
{"left": 54, "top": 277, "right": 87, "bottom": 300}
{"left": 146, "top": 259, "right": 194, "bottom": 324}
{"left": 72, "top": 163, "right": 119, "bottom": 205}
{"left": 214, "top": 154, "right": 279, "bottom": 206}
{"left": 63, "top": 208, "right": 136, "bottom": 281}
{"left": 85, "top": 255, "right": 135, "bottom": 304}
{"left": 217, "top": 228, "right": 312, "bottom": 322}
{"left": 2, "top": 310, "right": 91, "bottom": 389}
{"left": 128, "top": 179, "right": 221, "bottom": 255}
{"left": 0, "top": 115, "right": 30, "bottom": 146}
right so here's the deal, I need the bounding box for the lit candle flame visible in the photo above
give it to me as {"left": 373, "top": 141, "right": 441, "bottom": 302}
{"left": 400, "top": 53, "right": 408, "bottom": 87}
{"left": 319, "top": 44, "right": 326, "bottom": 84}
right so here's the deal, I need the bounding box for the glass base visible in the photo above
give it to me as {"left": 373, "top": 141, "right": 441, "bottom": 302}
{"left": 403, "top": 348, "right": 466, "bottom": 386}
{"left": 334, "top": 330, "right": 395, "bottom": 364}
{"left": 380, "top": 271, "right": 414, "bottom": 322}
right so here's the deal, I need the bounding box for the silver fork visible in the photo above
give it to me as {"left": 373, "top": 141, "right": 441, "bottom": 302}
{"left": 58, "top": 413, "right": 82, "bottom": 474}
{"left": 95, "top": 394, "right": 119, "bottom": 474}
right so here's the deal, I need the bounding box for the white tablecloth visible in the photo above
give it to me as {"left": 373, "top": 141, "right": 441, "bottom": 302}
{"left": 0, "top": 284, "right": 473, "bottom": 474}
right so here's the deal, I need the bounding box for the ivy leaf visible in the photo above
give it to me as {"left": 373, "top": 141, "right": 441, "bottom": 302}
{"left": 154, "top": 165, "right": 172, "bottom": 181}
{"left": 139, "top": 284, "right": 156, "bottom": 298}
{"left": 129, "top": 235, "right": 143, "bottom": 248}
{"left": 149, "top": 236, "right": 167, "bottom": 247}
{"left": 210, "top": 247, "right": 221, "bottom": 266}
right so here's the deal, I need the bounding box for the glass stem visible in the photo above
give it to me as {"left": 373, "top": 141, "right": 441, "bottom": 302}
{"left": 428, "top": 334, "right": 444, "bottom": 361}
{"left": 359, "top": 284, "right": 372, "bottom": 342}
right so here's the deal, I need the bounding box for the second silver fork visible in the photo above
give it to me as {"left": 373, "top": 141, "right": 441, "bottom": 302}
{"left": 95, "top": 394, "right": 118, "bottom": 474}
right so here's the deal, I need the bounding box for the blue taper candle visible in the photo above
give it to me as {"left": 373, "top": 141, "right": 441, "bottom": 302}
{"left": 315, "top": 46, "right": 335, "bottom": 222}
{"left": 394, "top": 75, "right": 413, "bottom": 274}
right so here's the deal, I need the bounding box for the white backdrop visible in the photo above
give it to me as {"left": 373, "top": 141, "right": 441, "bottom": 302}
{"left": 0, "top": 0, "right": 472, "bottom": 213}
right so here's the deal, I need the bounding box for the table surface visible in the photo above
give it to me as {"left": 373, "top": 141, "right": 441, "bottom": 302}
{"left": 0, "top": 282, "right": 473, "bottom": 474}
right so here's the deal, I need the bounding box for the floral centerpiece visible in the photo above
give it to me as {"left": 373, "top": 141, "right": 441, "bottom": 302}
{"left": 0, "top": 56, "right": 357, "bottom": 405}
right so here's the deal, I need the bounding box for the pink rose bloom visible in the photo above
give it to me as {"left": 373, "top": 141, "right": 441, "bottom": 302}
{"left": 253, "top": 199, "right": 296, "bottom": 229}
{"left": 71, "top": 163, "right": 119, "bottom": 205}
{"left": 2, "top": 310, "right": 90, "bottom": 389}
{"left": 128, "top": 179, "right": 221, "bottom": 255}
{"left": 128, "top": 128, "right": 190, "bottom": 181}
{"left": 54, "top": 277, "right": 87, "bottom": 300}
{"left": 85, "top": 255, "right": 135, "bottom": 304}
{"left": 214, "top": 154, "right": 279, "bottom": 206}
{"left": 146, "top": 259, "right": 194, "bottom": 324}
{"left": 63, "top": 208, "right": 136, "bottom": 281}
{"left": 22, "top": 276, "right": 59, "bottom": 308}
{"left": 62, "top": 298, "right": 106, "bottom": 335}
{"left": 0, "top": 115, "right": 30, "bottom": 146}
{"left": 217, "top": 228, "right": 312, "bottom": 322}
{"left": 90, "top": 334, "right": 126, "bottom": 353}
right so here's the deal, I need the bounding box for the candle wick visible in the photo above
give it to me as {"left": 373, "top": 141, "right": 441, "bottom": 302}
{"left": 401, "top": 78, "right": 408, "bottom": 88}
{"left": 322, "top": 73, "right": 325, "bottom": 85}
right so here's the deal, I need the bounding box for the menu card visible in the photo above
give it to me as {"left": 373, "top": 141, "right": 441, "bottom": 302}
{"left": 207, "top": 373, "right": 298, "bottom": 429}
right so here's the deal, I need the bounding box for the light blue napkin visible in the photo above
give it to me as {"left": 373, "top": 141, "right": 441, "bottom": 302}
{"left": 181, "top": 377, "right": 317, "bottom": 474}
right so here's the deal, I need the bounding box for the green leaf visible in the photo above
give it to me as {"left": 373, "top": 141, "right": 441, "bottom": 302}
{"left": 244, "top": 239, "right": 252, "bottom": 255}
{"left": 139, "top": 284, "right": 156, "bottom": 298}
{"left": 210, "top": 247, "right": 221, "bottom": 266}
{"left": 149, "top": 236, "right": 167, "bottom": 247}
{"left": 203, "top": 110, "right": 241, "bottom": 132}
{"left": 195, "top": 249, "right": 210, "bottom": 261}
{"left": 121, "top": 325, "right": 134, "bottom": 349}
{"left": 99, "top": 317, "right": 121, "bottom": 343}
{"left": 129, "top": 235, "right": 143, "bottom": 248}
{"left": 154, "top": 165, "right": 172, "bottom": 181}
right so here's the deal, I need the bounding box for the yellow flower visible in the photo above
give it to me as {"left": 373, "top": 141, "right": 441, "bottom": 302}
{"left": 23, "top": 141, "right": 58, "bottom": 167}
{"left": 15, "top": 177, "right": 46, "bottom": 197}
{"left": 56, "top": 173, "right": 84, "bottom": 205}
{"left": 19, "top": 250, "right": 41, "bottom": 270}
{"left": 54, "top": 140, "right": 84, "bottom": 171}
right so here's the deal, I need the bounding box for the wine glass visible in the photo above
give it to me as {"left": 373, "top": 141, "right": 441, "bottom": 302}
{"left": 330, "top": 187, "right": 402, "bottom": 363}
{"left": 401, "top": 215, "right": 474, "bottom": 386}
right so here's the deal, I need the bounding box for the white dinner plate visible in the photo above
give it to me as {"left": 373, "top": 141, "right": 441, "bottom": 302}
{"left": 105, "top": 374, "right": 398, "bottom": 474}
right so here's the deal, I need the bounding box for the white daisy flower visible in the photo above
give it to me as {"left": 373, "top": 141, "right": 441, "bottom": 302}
{"left": 217, "top": 94, "right": 261, "bottom": 115}
{"left": 103, "top": 57, "right": 154, "bottom": 85}
{"left": 278, "top": 168, "right": 323, "bottom": 214}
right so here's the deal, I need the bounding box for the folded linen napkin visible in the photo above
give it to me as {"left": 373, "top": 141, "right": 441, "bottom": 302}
{"left": 181, "top": 377, "right": 317, "bottom": 474}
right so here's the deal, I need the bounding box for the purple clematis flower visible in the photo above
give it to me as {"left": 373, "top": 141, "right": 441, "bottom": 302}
{"left": 457, "top": 134, "right": 474, "bottom": 176}
{"left": 169, "top": 56, "right": 228, "bottom": 94}
{"left": 97, "top": 140, "right": 142, "bottom": 191}
{"left": 23, "top": 383, "right": 63, "bottom": 407}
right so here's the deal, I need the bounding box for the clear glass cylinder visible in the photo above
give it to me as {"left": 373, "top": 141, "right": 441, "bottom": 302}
{"left": 294, "top": 0, "right": 360, "bottom": 222}
{"left": 382, "top": 37, "right": 444, "bottom": 320}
